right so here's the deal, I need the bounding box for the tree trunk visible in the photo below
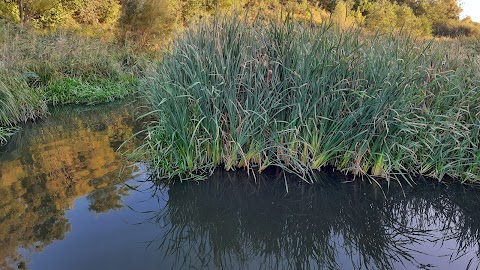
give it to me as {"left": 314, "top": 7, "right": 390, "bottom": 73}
{"left": 17, "top": 0, "right": 23, "bottom": 24}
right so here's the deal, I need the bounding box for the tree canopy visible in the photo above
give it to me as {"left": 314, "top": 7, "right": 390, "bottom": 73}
{"left": 0, "top": 0, "right": 478, "bottom": 38}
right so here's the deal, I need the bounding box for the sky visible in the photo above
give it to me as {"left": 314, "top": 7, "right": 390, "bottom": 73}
{"left": 460, "top": 0, "right": 480, "bottom": 22}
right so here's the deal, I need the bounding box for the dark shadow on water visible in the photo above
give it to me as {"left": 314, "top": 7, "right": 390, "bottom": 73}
{"left": 142, "top": 170, "right": 480, "bottom": 270}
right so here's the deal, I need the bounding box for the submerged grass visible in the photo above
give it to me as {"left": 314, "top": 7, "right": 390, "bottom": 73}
{"left": 139, "top": 16, "right": 480, "bottom": 183}
{"left": 0, "top": 127, "right": 16, "bottom": 144}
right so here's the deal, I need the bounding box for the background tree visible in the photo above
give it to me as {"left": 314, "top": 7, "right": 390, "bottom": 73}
{"left": 0, "top": 1, "right": 18, "bottom": 22}
{"left": 71, "top": 0, "right": 120, "bottom": 25}
{"left": 0, "top": 0, "right": 64, "bottom": 26}
{"left": 1, "top": 0, "right": 478, "bottom": 39}
{"left": 331, "top": 1, "right": 361, "bottom": 28}
{"left": 0, "top": 0, "right": 121, "bottom": 28}
{"left": 119, "top": 0, "right": 177, "bottom": 50}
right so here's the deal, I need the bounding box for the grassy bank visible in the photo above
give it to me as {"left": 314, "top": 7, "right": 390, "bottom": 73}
{"left": 139, "top": 16, "right": 480, "bottom": 184}
{"left": 0, "top": 23, "right": 141, "bottom": 143}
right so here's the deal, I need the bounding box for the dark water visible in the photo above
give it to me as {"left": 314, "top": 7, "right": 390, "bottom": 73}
{"left": 1, "top": 102, "right": 480, "bottom": 270}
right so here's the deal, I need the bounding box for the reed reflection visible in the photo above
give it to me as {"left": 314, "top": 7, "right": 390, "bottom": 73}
{"left": 147, "top": 171, "right": 480, "bottom": 270}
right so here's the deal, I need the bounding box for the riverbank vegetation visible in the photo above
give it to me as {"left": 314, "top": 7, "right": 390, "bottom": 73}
{"left": 138, "top": 17, "right": 480, "bottom": 183}
{"left": 1, "top": 0, "right": 480, "bottom": 184}
{"left": 0, "top": 23, "right": 139, "bottom": 143}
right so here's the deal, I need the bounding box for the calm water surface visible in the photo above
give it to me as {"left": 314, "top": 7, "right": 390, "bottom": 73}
{"left": 1, "top": 102, "right": 480, "bottom": 270}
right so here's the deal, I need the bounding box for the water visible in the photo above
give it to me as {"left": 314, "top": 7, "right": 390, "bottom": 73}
{"left": 1, "top": 102, "right": 480, "bottom": 270}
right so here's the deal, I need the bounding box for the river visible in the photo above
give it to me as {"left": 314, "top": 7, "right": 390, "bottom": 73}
{"left": 1, "top": 101, "right": 479, "bottom": 270}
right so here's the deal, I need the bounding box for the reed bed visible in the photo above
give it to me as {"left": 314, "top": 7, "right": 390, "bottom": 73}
{"left": 139, "top": 16, "right": 480, "bottom": 183}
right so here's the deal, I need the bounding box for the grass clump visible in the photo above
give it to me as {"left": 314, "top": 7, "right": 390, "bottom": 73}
{"left": 0, "top": 75, "right": 47, "bottom": 123}
{"left": 44, "top": 76, "right": 138, "bottom": 105}
{"left": 0, "top": 73, "right": 47, "bottom": 144}
{"left": 139, "top": 16, "right": 480, "bottom": 183}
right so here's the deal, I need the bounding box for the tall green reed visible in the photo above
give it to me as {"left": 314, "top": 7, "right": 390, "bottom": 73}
{"left": 0, "top": 74, "right": 47, "bottom": 124}
{"left": 139, "top": 16, "right": 480, "bottom": 183}
{"left": 0, "top": 74, "right": 47, "bottom": 144}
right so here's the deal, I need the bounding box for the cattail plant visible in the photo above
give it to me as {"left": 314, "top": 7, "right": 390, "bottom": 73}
{"left": 137, "top": 15, "right": 480, "bottom": 184}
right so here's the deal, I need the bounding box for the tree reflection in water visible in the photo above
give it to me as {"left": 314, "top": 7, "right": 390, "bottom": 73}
{"left": 145, "top": 170, "right": 480, "bottom": 270}
{"left": 0, "top": 101, "right": 142, "bottom": 269}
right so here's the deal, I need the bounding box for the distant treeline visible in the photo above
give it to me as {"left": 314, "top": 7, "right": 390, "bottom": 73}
{"left": 0, "top": 0, "right": 479, "bottom": 42}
